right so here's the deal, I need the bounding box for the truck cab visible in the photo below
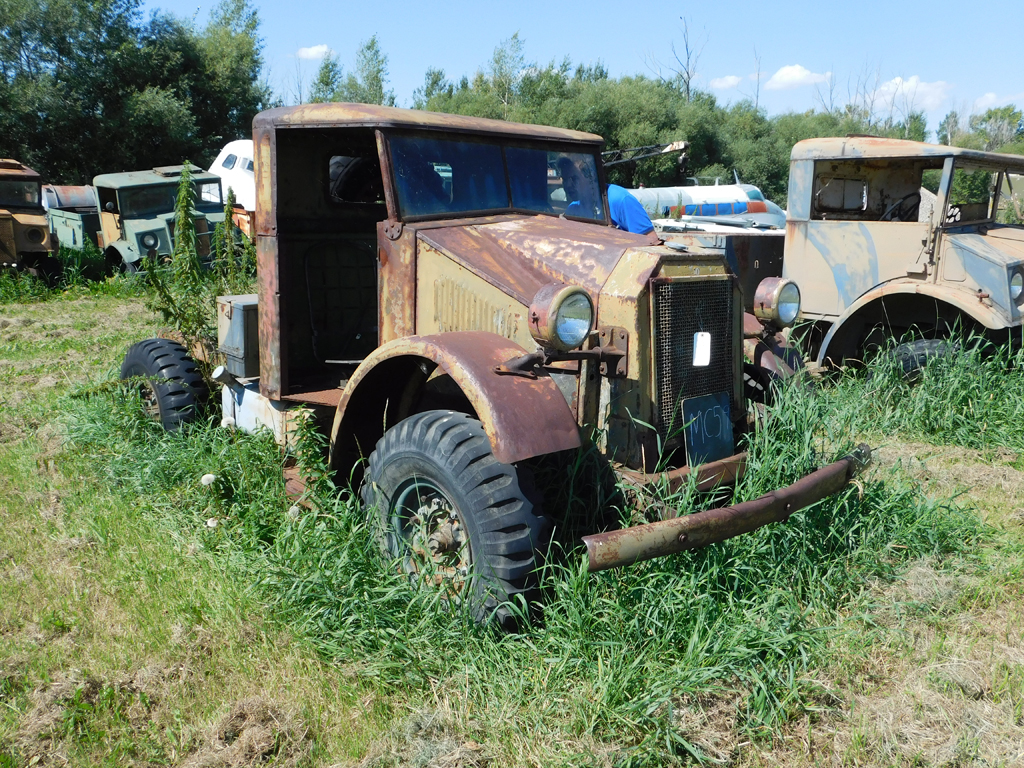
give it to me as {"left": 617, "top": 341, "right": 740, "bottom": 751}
{"left": 783, "top": 137, "right": 1024, "bottom": 364}
{"left": 0, "top": 159, "right": 58, "bottom": 279}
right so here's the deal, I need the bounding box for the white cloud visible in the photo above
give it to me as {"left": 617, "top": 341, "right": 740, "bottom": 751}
{"left": 872, "top": 75, "right": 951, "bottom": 112}
{"left": 296, "top": 44, "right": 331, "bottom": 60}
{"left": 765, "top": 65, "right": 830, "bottom": 91}
{"left": 709, "top": 75, "right": 742, "bottom": 90}
{"left": 973, "top": 91, "right": 1024, "bottom": 112}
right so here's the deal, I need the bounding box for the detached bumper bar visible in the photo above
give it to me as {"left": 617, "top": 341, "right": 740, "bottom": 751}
{"left": 583, "top": 444, "right": 872, "bottom": 572}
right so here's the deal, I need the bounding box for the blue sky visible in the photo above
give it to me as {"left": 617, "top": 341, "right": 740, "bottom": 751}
{"left": 144, "top": 0, "right": 1024, "bottom": 138}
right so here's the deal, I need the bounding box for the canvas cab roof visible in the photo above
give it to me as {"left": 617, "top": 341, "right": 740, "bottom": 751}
{"left": 792, "top": 137, "right": 1024, "bottom": 171}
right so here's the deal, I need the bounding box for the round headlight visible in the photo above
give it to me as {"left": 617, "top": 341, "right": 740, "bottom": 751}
{"left": 777, "top": 282, "right": 801, "bottom": 325}
{"left": 141, "top": 233, "right": 158, "bottom": 249}
{"left": 753, "top": 277, "right": 801, "bottom": 328}
{"left": 554, "top": 292, "right": 594, "bottom": 350}
{"left": 1011, "top": 271, "right": 1023, "bottom": 302}
{"left": 529, "top": 284, "right": 595, "bottom": 351}
{"left": 26, "top": 228, "right": 44, "bottom": 244}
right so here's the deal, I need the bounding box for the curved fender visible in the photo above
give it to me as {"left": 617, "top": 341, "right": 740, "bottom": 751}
{"left": 106, "top": 240, "right": 141, "bottom": 264}
{"left": 330, "top": 331, "right": 581, "bottom": 474}
{"left": 816, "top": 280, "right": 1007, "bottom": 366}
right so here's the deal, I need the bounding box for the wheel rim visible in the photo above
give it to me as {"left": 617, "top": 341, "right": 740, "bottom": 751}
{"left": 138, "top": 381, "right": 161, "bottom": 420}
{"left": 390, "top": 477, "right": 471, "bottom": 597}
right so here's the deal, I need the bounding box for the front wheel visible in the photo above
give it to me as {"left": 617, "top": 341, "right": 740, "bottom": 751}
{"left": 361, "top": 410, "right": 548, "bottom": 628}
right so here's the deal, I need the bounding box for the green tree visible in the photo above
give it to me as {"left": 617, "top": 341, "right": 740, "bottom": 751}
{"left": 0, "top": 0, "right": 272, "bottom": 184}
{"left": 309, "top": 53, "right": 342, "bottom": 103}
{"left": 339, "top": 35, "right": 395, "bottom": 106}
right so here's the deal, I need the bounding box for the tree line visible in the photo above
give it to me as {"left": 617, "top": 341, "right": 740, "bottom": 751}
{"left": 3, "top": 6, "right": 1022, "bottom": 198}
{"left": 0, "top": 0, "right": 272, "bottom": 184}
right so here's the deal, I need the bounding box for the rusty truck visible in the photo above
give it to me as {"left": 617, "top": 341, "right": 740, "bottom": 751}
{"left": 0, "top": 159, "right": 60, "bottom": 280}
{"left": 122, "top": 104, "right": 869, "bottom": 626}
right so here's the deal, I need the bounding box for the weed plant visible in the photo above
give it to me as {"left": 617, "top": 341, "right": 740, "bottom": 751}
{"left": 62, "top": 359, "right": 985, "bottom": 765}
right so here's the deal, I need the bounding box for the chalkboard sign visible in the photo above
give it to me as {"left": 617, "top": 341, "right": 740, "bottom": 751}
{"left": 681, "top": 391, "right": 734, "bottom": 466}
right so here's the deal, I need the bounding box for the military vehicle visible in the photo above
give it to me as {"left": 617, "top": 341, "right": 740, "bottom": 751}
{"left": 0, "top": 159, "right": 59, "bottom": 279}
{"left": 122, "top": 104, "right": 869, "bottom": 626}
{"left": 56, "top": 164, "right": 226, "bottom": 271}
{"left": 783, "top": 137, "right": 1024, "bottom": 366}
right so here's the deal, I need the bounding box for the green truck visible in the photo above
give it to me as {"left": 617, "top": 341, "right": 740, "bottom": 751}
{"left": 54, "top": 164, "right": 226, "bottom": 271}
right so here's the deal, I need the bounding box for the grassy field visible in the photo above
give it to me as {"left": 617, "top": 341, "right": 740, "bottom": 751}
{"left": 1, "top": 277, "right": 1023, "bottom": 767}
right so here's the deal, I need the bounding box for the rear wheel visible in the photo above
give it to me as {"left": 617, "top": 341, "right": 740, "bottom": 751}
{"left": 361, "top": 410, "right": 548, "bottom": 628}
{"left": 891, "top": 338, "right": 958, "bottom": 377}
{"left": 120, "top": 338, "right": 208, "bottom": 430}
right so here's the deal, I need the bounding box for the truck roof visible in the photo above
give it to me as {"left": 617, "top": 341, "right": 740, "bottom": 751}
{"left": 793, "top": 137, "right": 1024, "bottom": 170}
{"left": 0, "top": 159, "right": 41, "bottom": 181}
{"left": 93, "top": 164, "right": 223, "bottom": 190}
{"left": 253, "top": 103, "right": 605, "bottom": 146}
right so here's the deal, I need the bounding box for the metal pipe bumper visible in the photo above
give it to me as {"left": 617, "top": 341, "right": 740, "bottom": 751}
{"left": 583, "top": 444, "right": 872, "bottom": 572}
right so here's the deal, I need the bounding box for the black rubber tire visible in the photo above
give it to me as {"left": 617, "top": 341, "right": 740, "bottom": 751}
{"left": 891, "top": 339, "right": 957, "bottom": 376}
{"left": 120, "top": 338, "right": 208, "bottom": 431}
{"left": 361, "top": 410, "right": 548, "bottom": 628}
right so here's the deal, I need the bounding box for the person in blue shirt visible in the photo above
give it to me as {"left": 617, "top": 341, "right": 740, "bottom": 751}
{"left": 556, "top": 155, "right": 654, "bottom": 235}
{"left": 606, "top": 183, "right": 654, "bottom": 234}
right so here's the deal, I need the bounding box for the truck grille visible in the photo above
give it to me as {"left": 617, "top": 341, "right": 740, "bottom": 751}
{"left": 652, "top": 278, "right": 734, "bottom": 439}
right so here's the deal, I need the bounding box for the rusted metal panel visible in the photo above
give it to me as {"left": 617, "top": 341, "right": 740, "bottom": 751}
{"left": 416, "top": 243, "right": 533, "bottom": 348}
{"left": 330, "top": 331, "right": 581, "bottom": 471}
{"left": 43, "top": 185, "right": 95, "bottom": 210}
{"left": 254, "top": 103, "right": 604, "bottom": 147}
{"left": 257, "top": 234, "right": 284, "bottom": 399}
{"left": 254, "top": 129, "right": 276, "bottom": 236}
{"left": 584, "top": 444, "right": 872, "bottom": 571}
{"left": 0, "top": 159, "right": 40, "bottom": 181}
{"left": 617, "top": 452, "right": 746, "bottom": 494}
{"left": 377, "top": 222, "right": 417, "bottom": 344}
{"left": 280, "top": 389, "right": 344, "bottom": 407}
{"left": 419, "top": 216, "right": 651, "bottom": 303}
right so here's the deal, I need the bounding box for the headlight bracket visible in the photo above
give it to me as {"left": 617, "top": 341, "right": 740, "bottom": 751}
{"left": 494, "top": 326, "right": 628, "bottom": 379}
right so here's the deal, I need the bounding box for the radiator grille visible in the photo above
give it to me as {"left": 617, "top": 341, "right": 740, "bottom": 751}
{"left": 652, "top": 278, "right": 734, "bottom": 439}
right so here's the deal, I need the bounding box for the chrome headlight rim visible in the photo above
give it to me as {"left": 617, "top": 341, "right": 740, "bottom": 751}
{"left": 1011, "top": 269, "right": 1024, "bottom": 304}
{"left": 140, "top": 232, "right": 159, "bottom": 249}
{"left": 753, "top": 277, "right": 802, "bottom": 328}
{"left": 529, "top": 283, "right": 595, "bottom": 352}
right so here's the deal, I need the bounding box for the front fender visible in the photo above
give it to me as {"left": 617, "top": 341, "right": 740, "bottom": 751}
{"left": 330, "top": 331, "right": 582, "bottom": 477}
{"left": 106, "top": 239, "right": 140, "bottom": 264}
{"left": 817, "top": 280, "right": 1008, "bottom": 366}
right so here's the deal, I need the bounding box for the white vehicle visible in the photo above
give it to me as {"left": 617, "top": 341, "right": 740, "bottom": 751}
{"left": 209, "top": 139, "right": 256, "bottom": 214}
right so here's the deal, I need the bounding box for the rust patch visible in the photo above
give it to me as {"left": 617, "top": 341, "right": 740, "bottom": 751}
{"left": 331, "top": 331, "right": 581, "bottom": 473}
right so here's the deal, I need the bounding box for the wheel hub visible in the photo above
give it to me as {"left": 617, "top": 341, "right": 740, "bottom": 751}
{"left": 392, "top": 481, "right": 470, "bottom": 595}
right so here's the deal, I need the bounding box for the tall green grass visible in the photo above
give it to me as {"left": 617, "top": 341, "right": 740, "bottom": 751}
{"left": 824, "top": 336, "right": 1024, "bottom": 453}
{"left": 61, "top": 356, "right": 985, "bottom": 764}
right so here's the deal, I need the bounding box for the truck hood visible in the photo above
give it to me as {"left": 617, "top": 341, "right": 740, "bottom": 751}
{"left": 945, "top": 226, "right": 1024, "bottom": 267}
{"left": 416, "top": 215, "right": 661, "bottom": 304}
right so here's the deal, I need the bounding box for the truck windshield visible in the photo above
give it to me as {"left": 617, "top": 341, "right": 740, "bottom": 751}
{"left": 388, "top": 134, "right": 606, "bottom": 223}
{"left": 120, "top": 184, "right": 223, "bottom": 216}
{"left": 0, "top": 181, "right": 40, "bottom": 207}
{"left": 944, "top": 164, "right": 1000, "bottom": 226}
